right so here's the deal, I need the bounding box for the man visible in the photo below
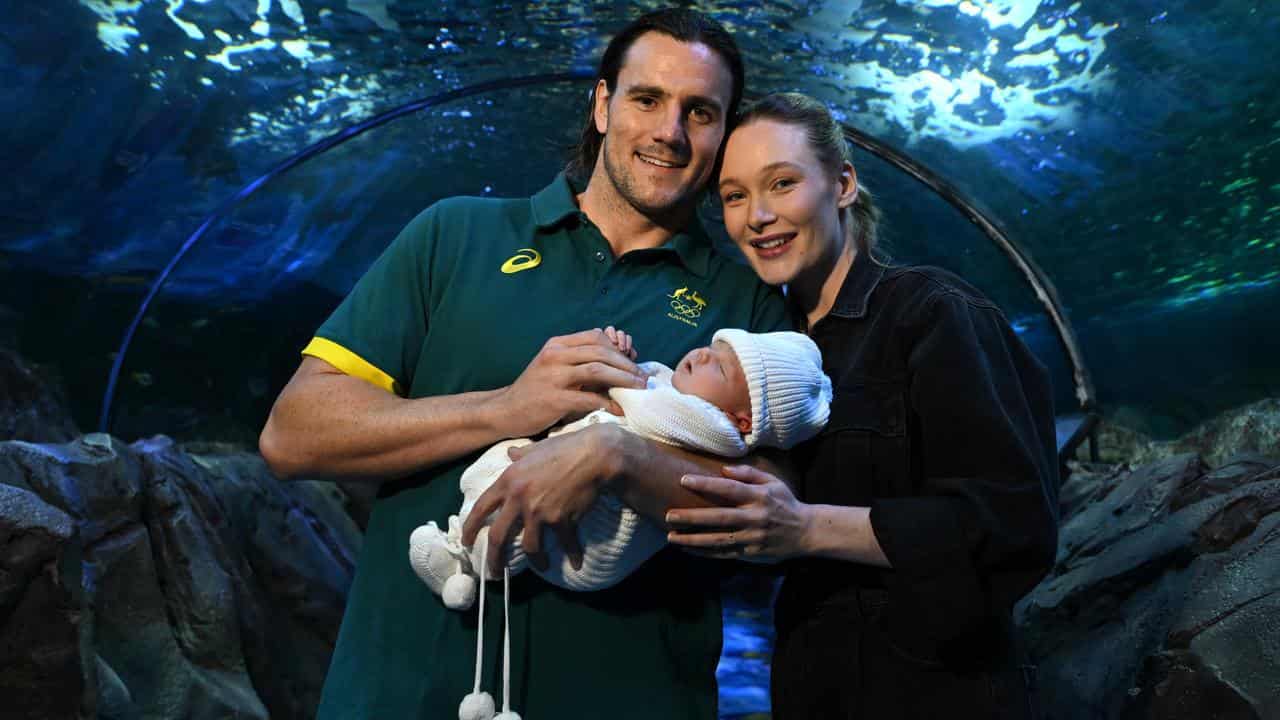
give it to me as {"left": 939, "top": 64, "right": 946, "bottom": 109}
{"left": 259, "top": 9, "right": 788, "bottom": 719}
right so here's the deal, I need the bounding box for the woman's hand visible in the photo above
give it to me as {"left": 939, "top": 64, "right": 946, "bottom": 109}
{"left": 665, "top": 464, "right": 814, "bottom": 562}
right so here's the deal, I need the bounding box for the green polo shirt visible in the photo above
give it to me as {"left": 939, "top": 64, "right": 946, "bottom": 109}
{"left": 304, "top": 173, "right": 788, "bottom": 720}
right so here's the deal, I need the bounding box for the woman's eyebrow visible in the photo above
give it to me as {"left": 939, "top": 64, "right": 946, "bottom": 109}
{"left": 760, "top": 161, "right": 801, "bottom": 175}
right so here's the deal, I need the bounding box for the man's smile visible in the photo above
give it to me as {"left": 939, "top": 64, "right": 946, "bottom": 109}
{"left": 636, "top": 152, "right": 687, "bottom": 169}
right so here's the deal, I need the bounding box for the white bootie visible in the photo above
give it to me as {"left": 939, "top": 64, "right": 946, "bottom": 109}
{"left": 408, "top": 516, "right": 476, "bottom": 610}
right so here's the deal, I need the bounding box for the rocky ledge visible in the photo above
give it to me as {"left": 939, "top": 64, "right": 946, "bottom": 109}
{"left": 1017, "top": 401, "right": 1280, "bottom": 719}
{"left": 0, "top": 432, "right": 361, "bottom": 720}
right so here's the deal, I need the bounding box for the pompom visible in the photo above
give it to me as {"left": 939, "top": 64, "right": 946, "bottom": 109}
{"left": 458, "top": 691, "right": 495, "bottom": 720}
{"left": 442, "top": 573, "right": 477, "bottom": 610}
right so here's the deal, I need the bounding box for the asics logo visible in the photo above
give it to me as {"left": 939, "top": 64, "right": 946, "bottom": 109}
{"left": 500, "top": 248, "right": 542, "bottom": 274}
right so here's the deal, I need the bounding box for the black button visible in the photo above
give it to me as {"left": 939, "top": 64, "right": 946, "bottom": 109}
{"left": 594, "top": 250, "right": 607, "bottom": 263}
{"left": 600, "top": 286, "right": 609, "bottom": 295}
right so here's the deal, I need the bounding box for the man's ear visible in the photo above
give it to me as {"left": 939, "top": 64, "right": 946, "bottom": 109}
{"left": 732, "top": 411, "right": 752, "bottom": 434}
{"left": 593, "top": 79, "right": 610, "bottom": 134}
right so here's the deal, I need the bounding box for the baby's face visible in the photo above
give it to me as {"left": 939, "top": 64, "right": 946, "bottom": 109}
{"left": 671, "top": 340, "right": 753, "bottom": 433}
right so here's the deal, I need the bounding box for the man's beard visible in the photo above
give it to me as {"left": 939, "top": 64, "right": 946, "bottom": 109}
{"left": 600, "top": 135, "right": 698, "bottom": 219}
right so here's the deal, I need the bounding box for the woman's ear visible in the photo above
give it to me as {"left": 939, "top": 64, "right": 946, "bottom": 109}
{"left": 593, "top": 79, "right": 610, "bottom": 134}
{"left": 836, "top": 161, "right": 859, "bottom": 210}
{"left": 732, "top": 411, "right": 753, "bottom": 434}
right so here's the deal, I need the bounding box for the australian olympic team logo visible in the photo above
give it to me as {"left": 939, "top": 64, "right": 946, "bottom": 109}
{"left": 666, "top": 286, "right": 708, "bottom": 328}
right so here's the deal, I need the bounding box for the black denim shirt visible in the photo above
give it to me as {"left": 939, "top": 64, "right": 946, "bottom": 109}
{"left": 780, "top": 250, "right": 1060, "bottom": 667}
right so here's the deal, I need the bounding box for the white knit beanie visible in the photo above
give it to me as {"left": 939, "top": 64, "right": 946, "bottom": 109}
{"left": 711, "top": 329, "right": 833, "bottom": 450}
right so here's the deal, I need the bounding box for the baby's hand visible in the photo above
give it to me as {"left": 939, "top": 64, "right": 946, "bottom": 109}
{"left": 602, "top": 325, "right": 637, "bottom": 360}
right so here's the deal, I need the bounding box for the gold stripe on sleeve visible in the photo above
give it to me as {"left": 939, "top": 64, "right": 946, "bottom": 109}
{"left": 301, "top": 337, "right": 403, "bottom": 396}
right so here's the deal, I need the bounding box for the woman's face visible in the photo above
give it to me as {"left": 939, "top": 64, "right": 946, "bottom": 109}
{"left": 717, "top": 119, "right": 854, "bottom": 287}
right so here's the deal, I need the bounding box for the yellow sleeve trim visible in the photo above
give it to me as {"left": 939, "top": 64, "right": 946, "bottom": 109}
{"left": 301, "top": 337, "right": 403, "bottom": 396}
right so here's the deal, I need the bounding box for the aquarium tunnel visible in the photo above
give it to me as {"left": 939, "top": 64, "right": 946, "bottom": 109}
{"left": 2, "top": 1, "right": 1279, "bottom": 719}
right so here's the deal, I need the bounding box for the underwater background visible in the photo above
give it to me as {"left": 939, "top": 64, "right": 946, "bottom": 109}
{"left": 2, "top": 1, "right": 1278, "bottom": 718}
{"left": 3, "top": 0, "right": 1277, "bottom": 445}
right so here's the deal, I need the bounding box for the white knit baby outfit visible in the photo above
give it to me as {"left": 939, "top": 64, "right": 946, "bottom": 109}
{"left": 408, "top": 329, "right": 832, "bottom": 720}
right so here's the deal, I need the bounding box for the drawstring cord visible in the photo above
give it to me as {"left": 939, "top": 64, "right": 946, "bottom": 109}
{"left": 458, "top": 531, "right": 521, "bottom": 720}
{"left": 459, "top": 539, "right": 495, "bottom": 720}
{"left": 495, "top": 566, "right": 520, "bottom": 720}
{"left": 475, "top": 541, "right": 487, "bottom": 696}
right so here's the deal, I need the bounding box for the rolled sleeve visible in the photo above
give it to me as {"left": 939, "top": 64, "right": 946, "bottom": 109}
{"left": 305, "top": 206, "right": 438, "bottom": 396}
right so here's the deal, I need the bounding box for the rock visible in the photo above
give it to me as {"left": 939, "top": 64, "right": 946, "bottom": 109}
{"left": 1018, "top": 446, "right": 1280, "bottom": 719}
{"left": 0, "top": 346, "right": 80, "bottom": 443}
{"left": 0, "top": 483, "right": 90, "bottom": 720}
{"left": 0, "top": 432, "right": 361, "bottom": 720}
{"left": 1053, "top": 454, "right": 1207, "bottom": 574}
{"left": 1090, "top": 414, "right": 1159, "bottom": 465}
{"left": 1161, "top": 399, "right": 1280, "bottom": 468}
{"left": 95, "top": 654, "right": 136, "bottom": 720}
{"left": 1121, "top": 649, "right": 1260, "bottom": 720}
{"left": 1057, "top": 461, "right": 1127, "bottom": 522}
{"left": 1172, "top": 454, "right": 1276, "bottom": 512}
{"left": 1092, "top": 399, "right": 1280, "bottom": 469}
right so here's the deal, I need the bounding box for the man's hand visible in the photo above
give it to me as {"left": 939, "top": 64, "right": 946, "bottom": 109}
{"left": 494, "top": 329, "right": 647, "bottom": 438}
{"left": 461, "top": 424, "right": 622, "bottom": 576}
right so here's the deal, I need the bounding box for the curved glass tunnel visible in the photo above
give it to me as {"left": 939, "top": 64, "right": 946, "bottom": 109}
{"left": 98, "top": 78, "right": 1079, "bottom": 446}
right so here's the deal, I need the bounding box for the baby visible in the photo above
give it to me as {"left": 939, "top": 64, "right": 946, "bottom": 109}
{"left": 409, "top": 328, "right": 831, "bottom": 720}
{"left": 409, "top": 327, "right": 833, "bottom": 609}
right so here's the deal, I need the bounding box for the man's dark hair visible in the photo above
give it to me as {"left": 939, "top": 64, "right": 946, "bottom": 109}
{"left": 566, "top": 8, "right": 745, "bottom": 180}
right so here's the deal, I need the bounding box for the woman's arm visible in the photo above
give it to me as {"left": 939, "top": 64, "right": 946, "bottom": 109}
{"left": 666, "top": 465, "right": 890, "bottom": 567}
{"left": 668, "top": 294, "right": 1056, "bottom": 583}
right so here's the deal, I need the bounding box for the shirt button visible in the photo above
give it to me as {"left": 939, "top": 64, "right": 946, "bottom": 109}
{"left": 594, "top": 251, "right": 607, "bottom": 263}
{"left": 600, "top": 286, "right": 609, "bottom": 295}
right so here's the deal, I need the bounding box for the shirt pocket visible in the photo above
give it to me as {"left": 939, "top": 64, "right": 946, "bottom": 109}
{"left": 801, "top": 381, "right": 910, "bottom": 506}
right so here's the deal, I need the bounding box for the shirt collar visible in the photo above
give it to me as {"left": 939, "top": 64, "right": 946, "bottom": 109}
{"left": 824, "top": 248, "right": 887, "bottom": 320}
{"left": 530, "top": 171, "right": 582, "bottom": 229}
{"left": 529, "top": 172, "right": 712, "bottom": 278}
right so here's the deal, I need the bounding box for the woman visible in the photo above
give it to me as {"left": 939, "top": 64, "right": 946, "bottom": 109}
{"left": 665, "top": 93, "right": 1059, "bottom": 718}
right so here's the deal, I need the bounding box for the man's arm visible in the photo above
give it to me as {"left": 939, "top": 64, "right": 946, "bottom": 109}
{"left": 259, "top": 357, "right": 509, "bottom": 481}
{"left": 259, "top": 330, "right": 647, "bottom": 482}
{"left": 605, "top": 425, "right": 793, "bottom": 520}
{"left": 462, "top": 422, "right": 798, "bottom": 575}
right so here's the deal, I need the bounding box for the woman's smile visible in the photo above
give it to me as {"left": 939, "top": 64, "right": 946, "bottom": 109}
{"left": 748, "top": 231, "right": 797, "bottom": 259}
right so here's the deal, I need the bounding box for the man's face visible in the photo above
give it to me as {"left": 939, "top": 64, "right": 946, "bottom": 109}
{"left": 594, "top": 32, "right": 735, "bottom": 218}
